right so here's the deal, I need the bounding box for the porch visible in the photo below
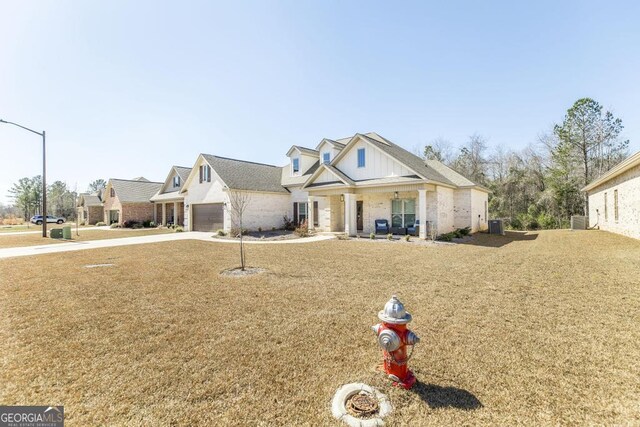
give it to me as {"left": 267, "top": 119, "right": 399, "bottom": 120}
{"left": 154, "top": 200, "right": 185, "bottom": 226}
{"left": 307, "top": 185, "right": 441, "bottom": 239}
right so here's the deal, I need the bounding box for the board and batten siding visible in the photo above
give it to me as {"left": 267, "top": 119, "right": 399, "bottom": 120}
{"left": 334, "top": 139, "right": 414, "bottom": 181}
{"left": 587, "top": 163, "right": 640, "bottom": 240}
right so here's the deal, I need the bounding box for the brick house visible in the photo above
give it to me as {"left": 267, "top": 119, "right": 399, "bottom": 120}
{"left": 583, "top": 150, "right": 640, "bottom": 240}
{"left": 77, "top": 189, "right": 104, "bottom": 225}
{"left": 103, "top": 177, "right": 162, "bottom": 225}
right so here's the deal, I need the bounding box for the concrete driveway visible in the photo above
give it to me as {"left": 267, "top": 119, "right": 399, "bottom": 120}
{"left": 0, "top": 232, "right": 335, "bottom": 259}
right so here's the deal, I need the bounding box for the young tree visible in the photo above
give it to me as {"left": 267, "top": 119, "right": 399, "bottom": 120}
{"left": 227, "top": 189, "right": 251, "bottom": 271}
{"left": 553, "top": 98, "right": 628, "bottom": 214}
{"left": 88, "top": 179, "right": 106, "bottom": 193}
{"left": 8, "top": 176, "right": 42, "bottom": 219}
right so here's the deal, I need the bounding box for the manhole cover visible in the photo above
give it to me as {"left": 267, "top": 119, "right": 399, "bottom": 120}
{"left": 346, "top": 392, "right": 379, "bottom": 417}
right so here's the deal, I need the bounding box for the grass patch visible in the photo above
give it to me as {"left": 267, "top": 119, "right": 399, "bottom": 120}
{"left": 0, "top": 230, "right": 639, "bottom": 425}
{"left": 0, "top": 228, "right": 172, "bottom": 249}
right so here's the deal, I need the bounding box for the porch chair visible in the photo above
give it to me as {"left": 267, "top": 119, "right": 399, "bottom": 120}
{"left": 374, "top": 219, "right": 389, "bottom": 234}
{"left": 407, "top": 220, "right": 420, "bottom": 236}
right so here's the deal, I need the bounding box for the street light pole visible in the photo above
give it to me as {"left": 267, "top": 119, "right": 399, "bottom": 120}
{"left": 0, "top": 119, "right": 48, "bottom": 237}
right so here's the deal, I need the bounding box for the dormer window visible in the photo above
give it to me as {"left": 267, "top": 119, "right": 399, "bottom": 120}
{"left": 173, "top": 176, "right": 181, "bottom": 188}
{"left": 323, "top": 152, "right": 331, "bottom": 164}
{"left": 292, "top": 158, "right": 300, "bottom": 175}
{"left": 357, "top": 148, "right": 366, "bottom": 168}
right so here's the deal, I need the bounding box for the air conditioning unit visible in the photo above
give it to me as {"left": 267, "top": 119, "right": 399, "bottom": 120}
{"left": 571, "top": 216, "right": 588, "bottom": 230}
{"left": 489, "top": 219, "right": 504, "bottom": 235}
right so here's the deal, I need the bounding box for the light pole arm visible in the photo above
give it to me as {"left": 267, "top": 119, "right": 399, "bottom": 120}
{"left": 0, "top": 119, "right": 44, "bottom": 137}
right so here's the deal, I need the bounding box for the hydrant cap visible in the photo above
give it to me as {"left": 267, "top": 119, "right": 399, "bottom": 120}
{"left": 378, "top": 295, "right": 413, "bottom": 324}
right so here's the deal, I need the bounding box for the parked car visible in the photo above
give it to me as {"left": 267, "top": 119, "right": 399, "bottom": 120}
{"left": 30, "top": 215, "right": 65, "bottom": 225}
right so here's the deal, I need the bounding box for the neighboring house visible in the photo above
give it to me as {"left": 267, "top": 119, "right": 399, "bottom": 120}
{"left": 181, "top": 132, "right": 488, "bottom": 236}
{"left": 150, "top": 166, "right": 192, "bottom": 226}
{"left": 294, "top": 132, "right": 489, "bottom": 237}
{"left": 181, "top": 155, "right": 290, "bottom": 232}
{"left": 76, "top": 189, "right": 103, "bottom": 225}
{"left": 103, "top": 177, "right": 162, "bottom": 225}
{"left": 583, "top": 150, "right": 640, "bottom": 240}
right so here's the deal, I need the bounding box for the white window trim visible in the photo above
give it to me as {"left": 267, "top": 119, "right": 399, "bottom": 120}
{"left": 322, "top": 152, "right": 331, "bottom": 164}
{"left": 292, "top": 158, "right": 300, "bottom": 175}
{"left": 357, "top": 148, "right": 366, "bottom": 168}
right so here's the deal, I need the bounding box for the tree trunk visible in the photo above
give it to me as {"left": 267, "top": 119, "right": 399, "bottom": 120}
{"left": 583, "top": 146, "right": 589, "bottom": 216}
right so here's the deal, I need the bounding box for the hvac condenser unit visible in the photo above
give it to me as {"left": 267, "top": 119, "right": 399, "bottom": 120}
{"left": 489, "top": 219, "right": 504, "bottom": 235}
{"left": 571, "top": 216, "right": 588, "bottom": 230}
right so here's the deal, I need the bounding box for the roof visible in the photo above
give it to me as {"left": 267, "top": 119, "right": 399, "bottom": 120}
{"left": 286, "top": 145, "right": 319, "bottom": 157}
{"left": 201, "top": 154, "right": 289, "bottom": 193}
{"left": 131, "top": 177, "right": 150, "bottom": 182}
{"left": 150, "top": 166, "right": 193, "bottom": 201}
{"left": 174, "top": 166, "right": 192, "bottom": 182}
{"left": 281, "top": 160, "right": 320, "bottom": 187}
{"left": 425, "top": 160, "right": 475, "bottom": 187}
{"left": 109, "top": 178, "right": 163, "bottom": 203}
{"left": 315, "top": 138, "right": 346, "bottom": 151}
{"left": 582, "top": 150, "right": 640, "bottom": 192}
{"left": 82, "top": 194, "right": 103, "bottom": 206}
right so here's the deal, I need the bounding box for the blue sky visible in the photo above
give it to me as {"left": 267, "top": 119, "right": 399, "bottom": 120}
{"left": 1, "top": 0, "right": 639, "bottom": 203}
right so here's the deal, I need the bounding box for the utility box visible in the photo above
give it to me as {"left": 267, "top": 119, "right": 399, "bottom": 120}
{"left": 571, "top": 216, "right": 588, "bottom": 230}
{"left": 489, "top": 219, "right": 504, "bottom": 235}
{"left": 62, "top": 225, "right": 72, "bottom": 239}
{"left": 50, "top": 228, "right": 63, "bottom": 239}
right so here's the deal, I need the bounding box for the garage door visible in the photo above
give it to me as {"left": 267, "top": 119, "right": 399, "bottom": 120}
{"left": 192, "top": 203, "right": 224, "bottom": 232}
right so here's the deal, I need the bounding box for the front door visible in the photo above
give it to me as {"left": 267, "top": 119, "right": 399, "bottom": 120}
{"left": 356, "top": 201, "right": 363, "bottom": 231}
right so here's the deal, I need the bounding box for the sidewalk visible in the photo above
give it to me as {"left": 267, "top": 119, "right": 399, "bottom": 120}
{"left": 0, "top": 232, "right": 335, "bottom": 259}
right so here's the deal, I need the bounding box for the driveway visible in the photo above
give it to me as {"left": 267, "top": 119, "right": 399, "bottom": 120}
{"left": 0, "top": 232, "right": 334, "bottom": 259}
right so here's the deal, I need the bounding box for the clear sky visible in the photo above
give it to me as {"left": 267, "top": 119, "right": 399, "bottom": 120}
{"left": 1, "top": 0, "right": 639, "bottom": 203}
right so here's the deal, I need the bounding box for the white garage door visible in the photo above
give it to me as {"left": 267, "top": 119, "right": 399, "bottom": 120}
{"left": 192, "top": 203, "right": 224, "bottom": 232}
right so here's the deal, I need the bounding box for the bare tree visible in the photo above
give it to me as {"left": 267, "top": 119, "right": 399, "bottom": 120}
{"left": 227, "top": 189, "right": 252, "bottom": 271}
{"left": 423, "top": 137, "right": 454, "bottom": 164}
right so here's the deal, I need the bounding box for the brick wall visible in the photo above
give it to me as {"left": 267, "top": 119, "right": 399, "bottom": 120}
{"left": 122, "top": 203, "right": 156, "bottom": 224}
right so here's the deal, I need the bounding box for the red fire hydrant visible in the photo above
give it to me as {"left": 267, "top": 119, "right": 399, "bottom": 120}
{"left": 372, "top": 295, "right": 420, "bottom": 389}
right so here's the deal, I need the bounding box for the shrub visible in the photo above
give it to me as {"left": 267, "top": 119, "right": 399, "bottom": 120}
{"left": 459, "top": 227, "right": 471, "bottom": 236}
{"left": 271, "top": 226, "right": 276, "bottom": 231}
{"left": 258, "top": 227, "right": 262, "bottom": 232}
{"left": 282, "top": 215, "right": 295, "bottom": 231}
{"left": 437, "top": 232, "right": 454, "bottom": 242}
{"left": 132, "top": 223, "right": 144, "bottom": 229}
{"left": 369, "top": 232, "right": 375, "bottom": 240}
{"left": 294, "top": 220, "right": 309, "bottom": 237}
{"left": 216, "top": 229, "right": 226, "bottom": 236}
{"left": 537, "top": 213, "right": 556, "bottom": 230}
{"left": 142, "top": 220, "right": 156, "bottom": 228}
{"left": 387, "top": 233, "right": 393, "bottom": 240}
{"left": 174, "top": 226, "right": 184, "bottom": 232}
{"left": 404, "top": 234, "right": 411, "bottom": 242}
{"left": 123, "top": 220, "right": 140, "bottom": 229}
{"left": 96, "top": 221, "right": 106, "bottom": 227}
{"left": 110, "top": 223, "right": 122, "bottom": 229}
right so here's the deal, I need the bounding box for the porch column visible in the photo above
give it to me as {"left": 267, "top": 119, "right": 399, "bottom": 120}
{"left": 418, "top": 189, "right": 427, "bottom": 239}
{"left": 344, "top": 193, "right": 357, "bottom": 236}
{"left": 174, "top": 201, "right": 179, "bottom": 226}
{"left": 307, "top": 196, "right": 315, "bottom": 230}
{"left": 153, "top": 203, "right": 157, "bottom": 223}
{"left": 162, "top": 203, "right": 167, "bottom": 226}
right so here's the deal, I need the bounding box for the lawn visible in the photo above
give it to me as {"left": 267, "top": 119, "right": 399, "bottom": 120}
{"left": 0, "top": 228, "right": 173, "bottom": 249}
{"left": 0, "top": 230, "right": 638, "bottom": 426}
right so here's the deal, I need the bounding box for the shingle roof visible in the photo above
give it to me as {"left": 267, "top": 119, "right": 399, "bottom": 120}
{"left": 202, "top": 154, "right": 289, "bottom": 193}
{"left": 281, "top": 161, "right": 320, "bottom": 187}
{"left": 359, "top": 133, "right": 457, "bottom": 186}
{"left": 582, "top": 150, "right": 640, "bottom": 192}
{"left": 110, "top": 179, "right": 163, "bottom": 203}
{"left": 174, "top": 166, "right": 192, "bottom": 182}
{"left": 82, "top": 194, "right": 103, "bottom": 206}
{"left": 292, "top": 145, "right": 319, "bottom": 156}
{"left": 424, "top": 160, "right": 476, "bottom": 187}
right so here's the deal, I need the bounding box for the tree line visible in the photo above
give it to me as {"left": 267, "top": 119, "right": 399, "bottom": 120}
{"left": 7, "top": 178, "right": 106, "bottom": 221}
{"left": 420, "top": 98, "right": 629, "bottom": 230}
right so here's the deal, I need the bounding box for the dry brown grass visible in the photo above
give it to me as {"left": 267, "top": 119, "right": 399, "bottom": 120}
{"left": 0, "top": 230, "right": 639, "bottom": 426}
{"left": 0, "top": 228, "right": 173, "bottom": 248}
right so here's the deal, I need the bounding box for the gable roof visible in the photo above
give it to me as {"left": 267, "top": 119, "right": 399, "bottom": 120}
{"left": 174, "top": 166, "right": 192, "bottom": 182}
{"left": 81, "top": 194, "right": 103, "bottom": 207}
{"left": 109, "top": 178, "right": 163, "bottom": 203}
{"left": 286, "top": 145, "right": 319, "bottom": 157}
{"left": 582, "top": 150, "right": 640, "bottom": 192}
{"left": 315, "top": 138, "right": 346, "bottom": 151}
{"left": 150, "top": 166, "right": 193, "bottom": 201}
{"left": 302, "top": 163, "right": 356, "bottom": 189}
{"left": 201, "top": 154, "right": 289, "bottom": 193}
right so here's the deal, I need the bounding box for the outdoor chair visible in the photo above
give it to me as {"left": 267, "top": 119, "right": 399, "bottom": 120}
{"left": 375, "top": 219, "right": 389, "bottom": 234}
{"left": 407, "top": 220, "right": 420, "bottom": 236}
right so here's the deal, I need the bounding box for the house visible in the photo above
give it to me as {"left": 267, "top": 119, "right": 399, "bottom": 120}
{"left": 293, "top": 132, "right": 489, "bottom": 237}
{"left": 150, "top": 166, "right": 192, "bottom": 226}
{"left": 182, "top": 132, "right": 489, "bottom": 236}
{"left": 103, "top": 177, "right": 162, "bottom": 225}
{"left": 181, "top": 155, "right": 290, "bottom": 232}
{"left": 76, "top": 189, "right": 103, "bottom": 225}
{"left": 583, "top": 150, "right": 640, "bottom": 240}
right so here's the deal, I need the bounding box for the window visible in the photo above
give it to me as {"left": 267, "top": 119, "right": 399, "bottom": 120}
{"left": 614, "top": 189, "right": 618, "bottom": 222}
{"left": 110, "top": 187, "right": 115, "bottom": 197}
{"left": 604, "top": 192, "right": 608, "bottom": 221}
{"left": 322, "top": 152, "right": 331, "bottom": 164}
{"left": 199, "top": 165, "right": 211, "bottom": 183}
{"left": 173, "top": 176, "right": 180, "bottom": 188}
{"left": 293, "top": 202, "right": 308, "bottom": 225}
{"left": 292, "top": 158, "right": 300, "bottom": 174}
{"left": 391, "top": 199, "right": 416, "bottom": 228}
{"left": 357, "top": 148, "right": 365, "bottom": 168}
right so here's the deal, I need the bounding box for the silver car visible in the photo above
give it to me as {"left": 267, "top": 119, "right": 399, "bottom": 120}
{"left": 30, "top": 215, "right": 65, "bottom": 225}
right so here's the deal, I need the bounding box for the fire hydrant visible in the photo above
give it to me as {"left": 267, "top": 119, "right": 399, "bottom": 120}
{"left": 372, "top": 295, "right": 420, "bottom": 389}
